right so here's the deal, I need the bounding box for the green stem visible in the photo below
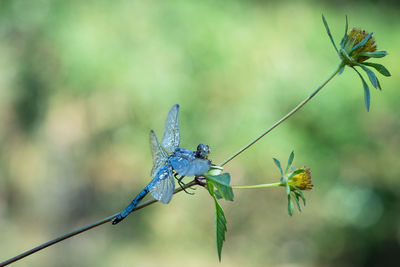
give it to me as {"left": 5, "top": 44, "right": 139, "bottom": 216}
{"left": 218, "top": 62, "right": 345, "bottom": 167}
{"left": 233, "top": 182, "right": 281, "bottom": 189}
{"left": 2, "top": 61, "right": 345, "bottom": 266}
{"left": 0, "top": 180, "right": 198, "bottom": 267}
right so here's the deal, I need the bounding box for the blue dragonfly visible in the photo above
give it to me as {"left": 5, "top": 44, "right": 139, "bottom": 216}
{"left": 112, "top": 104, "right": 211, "bottom": 224}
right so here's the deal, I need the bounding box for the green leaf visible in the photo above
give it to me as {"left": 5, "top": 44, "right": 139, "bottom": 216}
{"left": 376, "top": 78, "right": 382, "bottom": 91}
{"left": 358, "top": 64, "right": 378, "bottom": 89}
{"left": 206, "top": 173, "right": 231, "bottom": 187}
{"left": 349, "top": 32, "right": 373, "bottom": 55}
{"left": 293, "top": 187, "right": 306, "bottom": 206}
{"left": 362, "top": 79, "right": 371, "bottom": 111}
{"left": 362, "top": 62, "right": 391, "bottom": 77}
{"left": 322, "top": 14, "right": 338, "bottom": 53}
{"left": 205, "top": 173, "right": 234, "bottom": 201}
{"left": 288, "top": 195, "right": 294, "bottom": 216}
{"left": 353, "top": 67, "right": 371, "bottom": 111}
{"left": 340, "top": 15, "right": 348, "bottom": 48}
{"left": 214, "top": 189, "right": 223, "bottom": 199}
{"left": 206, "top": 179, "right": 215, "bottom": 195}
{"left": 273, "top": 158, "right": 283, "bottom": 176}
{"left": 206, "top": 179, "right": 228, "bottom": 261}
{"left": 214, "top": 197, "right": 227, "bottom": 261}
{"left": 292, "top": 192, "right": 302, "bottom": 212}
{"left": 358, "top": 51, "right": 388, "bottom": 58}
{"left": 285, "top": 182, "right": 291, "bottom": 196}
{"left": 285, "top": 151, "right": 294, "bottom": 174}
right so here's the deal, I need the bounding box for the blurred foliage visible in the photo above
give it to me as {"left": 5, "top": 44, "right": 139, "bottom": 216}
{"left": 0, "top": 0, "right": 399, "bottom": 266}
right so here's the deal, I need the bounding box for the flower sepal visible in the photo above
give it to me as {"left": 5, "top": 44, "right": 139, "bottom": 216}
{"left": 322, "top": 14, "right": 391, "bottom": 111}
{"left": 274, "top": 152, "right": 313, "bottom": 216}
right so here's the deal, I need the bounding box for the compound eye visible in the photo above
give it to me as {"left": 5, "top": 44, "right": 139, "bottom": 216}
{"left": 197, "top": 144, "right": 210, "bottom": 158}
{"left": 197, "top": 144, "right": 202, "bottom": 152}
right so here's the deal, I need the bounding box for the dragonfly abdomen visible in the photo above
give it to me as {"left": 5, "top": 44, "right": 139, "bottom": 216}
{"left": 112, "top": 186, "right": 150, "bottom": 225}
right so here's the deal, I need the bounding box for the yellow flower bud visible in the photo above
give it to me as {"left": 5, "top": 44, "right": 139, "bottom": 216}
{"left": 287, "top": 167, "right": 313, "bottom": 191}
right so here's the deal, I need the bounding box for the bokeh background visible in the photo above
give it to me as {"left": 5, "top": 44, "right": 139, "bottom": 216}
{"left": 0, "top": 0, "right": 399, "bottom": 266}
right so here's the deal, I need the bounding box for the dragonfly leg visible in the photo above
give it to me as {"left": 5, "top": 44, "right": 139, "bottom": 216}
{"left": 179, "top": 182, "right": 195, "bottom": 195}
{"left": 182, "top": 179, "right": 197, "bottom": 192}
{"left": 174, "top": 173, "right": 195, "bottom": 195}
{"left": 175, "top": 173, "right": 195, "bottom": 190}
{"left": 194, "top": 176, "right": 206, "bottom": 187}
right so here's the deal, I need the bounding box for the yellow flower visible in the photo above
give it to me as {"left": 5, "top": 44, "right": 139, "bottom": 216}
{"left": 287, "top": 167, "right": 313, "bottom": 191}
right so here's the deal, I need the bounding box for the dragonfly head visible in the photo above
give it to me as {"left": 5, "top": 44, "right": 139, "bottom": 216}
{"left": 196, "top": 143, "right": 210, "bottom": 159}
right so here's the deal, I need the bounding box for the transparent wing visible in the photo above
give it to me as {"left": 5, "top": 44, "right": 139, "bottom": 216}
{"left": 149, "top": 166, "right": 175, "bottom": 204}
{"left": 150, "top": 130, "right": 168, "bottom": 177}
{"left": 161, "top": 104, "right": 180, "bottom": 154}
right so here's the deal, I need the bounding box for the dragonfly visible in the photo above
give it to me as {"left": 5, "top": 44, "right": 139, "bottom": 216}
{"left": 112, "top": 104, "right": 211, "bottom": 224}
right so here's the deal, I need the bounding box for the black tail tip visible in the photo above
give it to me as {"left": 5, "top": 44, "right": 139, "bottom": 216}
{"left": 112, "top": 215, "right": 123, "bottom": 225}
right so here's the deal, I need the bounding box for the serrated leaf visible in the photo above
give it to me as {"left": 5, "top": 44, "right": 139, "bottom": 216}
{"left": 214, "top": 197, "right": 227, "bottom": 261}
{"left": 205, "top": 173, "right": 234, "bottom": 201}
{"left": 353, "top": 67, "right": 371, "bottom": 111}
{"left": 358, "top": 64, "right": 378, "bottom": 89}
{"left": 285, "top": 151, "right": 294, "bottom": 174}
{"left": 214, "top": 189, "right": 223, "bottom": 199}
{"left": 322, "top": 14, "right": 338, "bottom": 53}
{"left": 206, "top": 173, "right": 231, "bottom": 187}
{"left": 206, "top": 179, "right": 228, "bottom": 261}
{"left": 292, "top": 192, "right": 302, "bottom": 212}
{"left": 362, "top": 62, "right": 391, "bottom": 77}
{"left": 350, "top": 32, "right": 373, "bottom": 55}
{"left": 288, "top": 195, "right": 294, "bottom": 216}
{"left": 273, "top": 158, "right": 283, "bottom": 176}
{"left": 358, "top": 51, "right": 388, "bottom": 58}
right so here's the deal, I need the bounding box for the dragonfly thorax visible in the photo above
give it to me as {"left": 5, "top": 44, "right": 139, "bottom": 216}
{"left": 195, "top": 143, "right": 210, "bottom": 159}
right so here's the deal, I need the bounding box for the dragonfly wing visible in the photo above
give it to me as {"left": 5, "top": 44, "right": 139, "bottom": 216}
{"left": 149, "top": 165, "right": 175, "bottom": 204}
{"left": 150, "top": 130, "right": 168, "bottom": 177}
{"left": 161, "top": 104, "right": 180, "bottom": 154}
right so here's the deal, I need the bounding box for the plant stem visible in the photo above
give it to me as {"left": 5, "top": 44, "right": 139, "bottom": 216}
{"left": 2, "top": 61, "right": 345, "bottom": 266}
{"left": 218, "top": 62, "right": 345, "bottom": 167}
{"left": 232, "top": 182, "right": 281, "bottom": 189}
{"left": 0, "top": 180, "right": 198, "bottom": 267}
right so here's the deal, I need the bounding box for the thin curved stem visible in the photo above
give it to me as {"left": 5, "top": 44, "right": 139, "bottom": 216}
{"left": 218, "top": 62, "right": 345, "bottom": 167}
{"left": 0, "top": 180, "right": 198, "bottom": 267}
{"left": 1, "top": 62, "right": 345, "bottom": 266}
{"left": 232, "top": 182, "right": 281, "bottom": 189}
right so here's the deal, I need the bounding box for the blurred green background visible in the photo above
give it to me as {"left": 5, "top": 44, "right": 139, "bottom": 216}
{"left": 1, "top": 0, "right": 399, "bottom": 266}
